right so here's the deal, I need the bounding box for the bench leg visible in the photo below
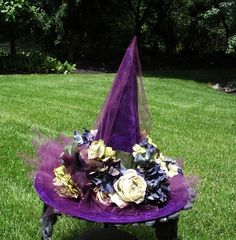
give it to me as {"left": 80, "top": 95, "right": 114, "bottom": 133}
{"left": 41, "top": 204, "right": 59, "bottom": 240}
{"left": 153, "top": 218, "right": 179, "bottom": 240}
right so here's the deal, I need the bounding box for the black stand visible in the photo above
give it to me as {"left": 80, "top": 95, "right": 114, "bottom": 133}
{"left": 41, "top": 204, "right": 59, "bottom": 240}
{"left": 41, "top": 203, "right": 179, "bottom": 240}
{"left": 154, "top": 218, "right": 178, "bottom": 240}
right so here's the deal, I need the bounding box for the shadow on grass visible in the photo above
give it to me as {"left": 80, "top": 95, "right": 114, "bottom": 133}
{"left": 144, "top": 69, "right": 236, "bottom": 84}
{"left": 61, "top": 221, "right": 101, "bottom": 240}
{"left": 61, "top": 231, "right": 84, "bottom": 240}
{"left": 60, "top": 222, "right": 159, "bottom": 240}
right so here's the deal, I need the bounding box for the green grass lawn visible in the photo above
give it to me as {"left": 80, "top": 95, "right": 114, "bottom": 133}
{"left": 0, "top": 70, "right": 235, "bottom": 240}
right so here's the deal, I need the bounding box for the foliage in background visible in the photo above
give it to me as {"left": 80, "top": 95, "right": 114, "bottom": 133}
{"left": 0, "top": 0, "right": 236, "bottom": 70}
{"left": 0, "top": 52, "right": 76, "bottom": 74}
{"left": 227, "top": 35, "right": 236, "bottom": 53}
{"left": 199, "top": 0, "right": 236, "bottom": 52}
{"left": 0, "top": 0, "right": 50, "bottom": 54}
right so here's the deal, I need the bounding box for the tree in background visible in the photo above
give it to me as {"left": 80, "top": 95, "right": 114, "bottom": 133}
{"left": 0, "top": 0, "right": 235, "bottom": 69}
{"left": 120, "top": 0, "right": 155, "bottom": 39}
{"left": 203, "top": 0, "right": 236, "bottom": 53}
{"left": 0, "top": 0, "right": 50, "bottom": 54}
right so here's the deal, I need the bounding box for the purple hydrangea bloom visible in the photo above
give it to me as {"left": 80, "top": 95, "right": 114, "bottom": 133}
{"left": 137, "top": 161, "right": 170, "bottom": 204}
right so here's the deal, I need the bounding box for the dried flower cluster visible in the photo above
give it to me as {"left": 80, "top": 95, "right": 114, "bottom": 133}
{"left": 53, "top": 129, "right": 182, "bottom": 208}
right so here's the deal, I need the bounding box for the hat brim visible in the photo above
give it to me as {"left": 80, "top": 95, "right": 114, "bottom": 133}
{"left": 35, "top": 167, "right": 188, "bottom": 224}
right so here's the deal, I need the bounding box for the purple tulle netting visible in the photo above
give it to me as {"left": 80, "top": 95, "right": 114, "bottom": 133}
{"left": 34, "top": 37, "right": 195, "bottom": 224}
{"left": 94, "top": 37, "right": 151, "bottom": 153}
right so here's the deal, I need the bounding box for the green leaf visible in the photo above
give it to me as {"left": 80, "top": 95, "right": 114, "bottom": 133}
{"left": 64, "top": 141, "right": 78, "bottom": 156}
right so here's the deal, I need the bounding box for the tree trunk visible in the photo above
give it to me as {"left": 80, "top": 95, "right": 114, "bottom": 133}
{"left": 164, "top": 22, "right": 176, "bottom": 55}
{"left": 10, "top": 39, "right": 16, "bottom": 55}
{"left": 134, "top": 17, "right": 141, "bottom": 40}
{"left": 125, "top": 0, "right": 154, "bottom": 41}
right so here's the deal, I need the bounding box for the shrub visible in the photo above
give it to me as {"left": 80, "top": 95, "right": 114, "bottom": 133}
{"left": 0, "top": 52, "right": 76, "bottom": 74}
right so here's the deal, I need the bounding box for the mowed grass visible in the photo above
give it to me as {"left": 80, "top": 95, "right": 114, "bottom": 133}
{"left": 0, "top": 70, "right": 235, "bottom": 240}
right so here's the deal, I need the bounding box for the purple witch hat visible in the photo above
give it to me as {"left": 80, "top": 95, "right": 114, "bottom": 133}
{"left": 34, "top": 37, "right": 194, "bottom": 224}
{"left": 94, "top": 37, "right": 151, "bottom": 152}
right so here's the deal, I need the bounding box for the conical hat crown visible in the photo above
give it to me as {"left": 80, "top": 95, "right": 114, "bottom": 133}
{"left": 95, "top": 37, "right": 151, "bottom": 152}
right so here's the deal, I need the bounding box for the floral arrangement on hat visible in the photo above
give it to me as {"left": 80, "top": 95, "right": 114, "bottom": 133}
{"left": 53, "top": 129, "right": 182, "bottom": 208}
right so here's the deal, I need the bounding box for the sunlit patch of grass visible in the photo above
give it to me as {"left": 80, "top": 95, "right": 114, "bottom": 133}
{"left": 0, "top": 70, "right": 235, "bottom": 239}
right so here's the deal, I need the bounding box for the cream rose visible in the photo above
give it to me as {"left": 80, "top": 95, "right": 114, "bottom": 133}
{"left": 109, "top": 193, "right": 128, "bottom": 208}
{"left": 154, "top": 153, "right": 179, "bottom": 178}
{"left": 132, "top": 144, "right": 146, "bottom": 157}
{"left": 113, "top": 169, "right": 147, "bottom": 204}
{"left": 87, "top": 140, "right": 106, "bottom": 159}
{"left": 87, "top": 140, "right": 116, "bottom": 161}
{"left": 167, "top": 163, "right": 179, "bottom": 178}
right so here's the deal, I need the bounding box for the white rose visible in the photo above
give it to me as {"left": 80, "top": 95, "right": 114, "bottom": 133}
{"left": 167, "top": 163, "right": 179, "bottom": 178}
{"left": 113, "top": 169, "right": 147, "bottom": 204}
{"left": 87, "top": 140, "right": 106, "bottom": 159}
{"left": 109, "top": 193, "right": 128, "bottom": 208}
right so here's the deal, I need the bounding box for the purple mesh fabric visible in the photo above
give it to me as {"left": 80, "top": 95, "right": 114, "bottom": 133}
{"left": 94, "top": 37, "right": 151, "bottom": 152}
